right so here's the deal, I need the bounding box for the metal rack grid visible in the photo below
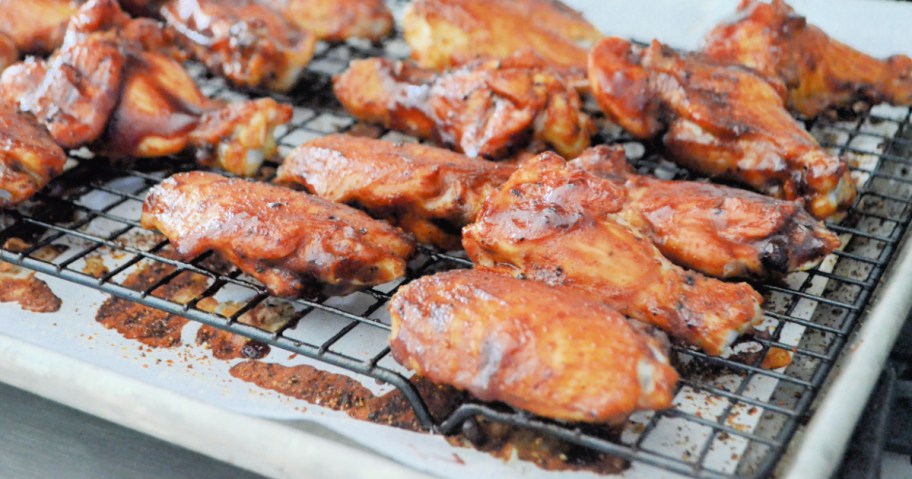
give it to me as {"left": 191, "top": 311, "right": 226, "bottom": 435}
{"left": 1, "top": 28, "right": 911, "bottom": 479}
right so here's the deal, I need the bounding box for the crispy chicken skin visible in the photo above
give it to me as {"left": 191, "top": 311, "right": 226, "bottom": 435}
{"left": 333, "top": 52, "right": 595, "bottom": 159}
{"left": 141, "top": 172, "right": 415, "bottom": 297}
{"left": 0, "top": 0, "right": 291, "bottom": 176}
{"left": 704, "top": 0, "right": 912, "bottom": 118}
{"left": 263, "top": 0, "right": 393, "bottom": 42}
{"left": 571, "top": 146, "right": 841, "bottom": 279}
{"left": 161, "top": 0, "right": 316, "bottom": 92}
{"left": 0, "top": 102, "right": 67, "bottom": 207}
{"left": 588, "top": 37, "right": 856, "bottom": 220}
{"left": 389, "top": 269, "right": 678, "bottom": 423}
{"left": 463, "top": 153, "right": 764, "bottom": 355}
{"left": 402, "top": 0, "right": 601, "bottom": 71}
{"left": 277, "top": 135, "right": 514, "bottom": 250}
{"left": 0, "top": 0, "right": 82, "bottom": 56}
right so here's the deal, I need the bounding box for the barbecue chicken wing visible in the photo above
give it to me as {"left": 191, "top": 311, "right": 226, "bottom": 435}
{"left": 572, "top": 146, "right": 841, "bottom": 279}
{"left": 262, "top": 0, "right": 393, "bottom": 42}
{"left": 276, "top": 134, "right": 514, "bottom": 250}
{"left": 389, "top": 269, "right": 678, "bottom": 423}
{"left": 463, "top": 153, "right": 763, "bottom": 356}
{"left": 161, "top": 0, "right": 316, "bottom": 92}
{"left": 0, "top": 0, "right": 291, "bottom": 176}
{"left": 704, "top": 0, "right": 912, "bottom": 118}
{"left": 0, "top": 0, "right": 82, "bottom": 58}
{"left": 0, "top": 32, "right": 17, "bottom": 71}
{"left": 589, "top": 37, "right": 856, "bottom": 220}
{"left": 0, "top": 102, "right": 67, "bottom": 207}
{"left": 142, "top": 172, "right": 415, "bottom": 297}
{"left": 402, "top": 0, "right": 601, "bottom": 72}
{"left": 334, "top": 52, "right": 595, "bottom": 159}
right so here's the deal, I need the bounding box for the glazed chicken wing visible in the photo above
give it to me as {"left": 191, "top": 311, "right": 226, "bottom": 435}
{"left": 0, "top": 0, "right": 82, "bottom": 57}
{"left": 0, "top": 102, "right": 67, "bottom": 207}
{"left": 403, "top": 0, "right": 601, "bottom": 72}
{"left": 334, "top": 52, "right": 595, "bottom": 160}
{"left": 463, "top": 153, "right": 763, "bottom": 356}
{"left": 161, "top": 0, "right": 316, "bottom": 92}
{"left": 141, "top": 172, "right": 415, "bottom": 297}
{"left": 389, "top": 269, "right": 678, "bottom": 423}
{"left": 704, "top": 0, "right": 912, "bottom": 117}
{"left": 262, "top": 0, "right": 393, "bottom": 42}
{"left": 276, "top": 134, "right": 514, "bottom": 250}
{"left": 571, "top": 146, "right": 841, "bottom": 279}
{"left": 0, "top": 33, "right": 16, "bottom": 71}
{"left": 589, "top": 37, "right": 856, "bottom": 220}
{"left": 1, "top": 0, "right": 291, "bottom": 176}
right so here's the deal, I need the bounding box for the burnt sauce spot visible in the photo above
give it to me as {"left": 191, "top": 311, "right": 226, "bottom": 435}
{"left": 196, "top": 325, "right": 270, "bottom": 360}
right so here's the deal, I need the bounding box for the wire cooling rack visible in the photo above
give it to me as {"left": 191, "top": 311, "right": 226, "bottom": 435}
{"left": 1, "top": 22, "right": 911, "bottom": 479}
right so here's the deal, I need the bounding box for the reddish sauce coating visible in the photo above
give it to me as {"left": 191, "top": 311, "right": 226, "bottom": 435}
{"left": 333, "top": 51, "right": 595, "bottom": 159}
{"left": 704, "top": 0, "right": 912, "bottom": 117}
{"left": 571, "top": 145, "right": 841, "bottom": 279}
{"left": 588, "top": 37, "right": 856, "bottom": 220}
{"left": 263, "top": 0, "right": 394, "bottom": 42}
{"left": 463, "top": 153, "right": 764, "bottom": 355}
{"left": 389, "top": 269, "right": 679, "bottom": 423}
{"left": 141, "top": 172, "right": 415, "bottom": 298}
{"left": 0, "top": 102, "right": 67, "bottom": 207}
{"left": 277, "top": 134, "right": 514, "bottom": 249}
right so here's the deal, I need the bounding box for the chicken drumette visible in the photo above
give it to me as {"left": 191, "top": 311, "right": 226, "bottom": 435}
{"left": 0, "top": 0, "right": 83, "bottom": 62}
{"left": 402, "top": 0, "right": 601, "bottom": 72}
{"left": 704, "top": 0, "right": 912, "bottom": 118}
{"left": 389, "top": 269, "right": 679, "bottom": 423}
{"left": 589, "top": 37, "right": 856, "bottom": 220}
{"left": 0, "top": 102, "right": 67, "bottom": 207}
{"left": 463, "top": 153, "right": 764, "bottom": 356}
{"left": 142, "top": 171, "right": 415, "bottom": 297}
{"left": 160, "top": 0, "right": 316, "bottom": 92}
{"left": 571, "top": 146, "right": 841, "bottom": 279}
{"left": 0, "top": 0, "right": 290, "bottom": 176}
{"left": 334, "top": 51, "right": 595, "bottom": 160}
{"left": 276, "top": 134, "right": 514, "bottom": 250}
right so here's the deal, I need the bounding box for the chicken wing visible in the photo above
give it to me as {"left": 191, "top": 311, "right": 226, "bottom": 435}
{"left": 0, "top": 32, "right": 16, "bottom": 71}
{"left": 571, "top": 146, "right": 841, "bottom": 279}
{"left": 262, "top": 0, "right": 393, "bottom": 42}
{"left": 402, "top": 0, "right": 601, "bottom": 72}
{"left": 1, "top": 0, "right": 291, "bottom": 176}
{"left": 463, "top": 153, "right": 764, "bottom": 355}
{"left": 0, "top": 102, "right": 67, "bottom": 207}
{"left": 160, "top": 0, "right": 316, "bottom": 92}
{"left": 389, "top": 269, "right": 678, "bottom": 423}
{"left": 334, "top": 52, "right": 595, "bottom": 160}
{"left": 0, "top": 0, "right": 81, "bottom": 56}
{"left": 141, "top": 172, "right": 415, "bottom": 297}
{"left": 276, "top": 134, "right": 515, "bottom": 250}
{"left": 106, "top": 50, "right": 290, "bottom": 176}
{"left": 704, "top": 0, "right": 912, "bottom": 117}
{"left": 589, "top": 37, "right": 856, "bottom": 220}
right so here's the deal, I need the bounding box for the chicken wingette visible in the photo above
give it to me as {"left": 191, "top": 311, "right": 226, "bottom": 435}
{"left": 703, "top": 0, "right": 912, "bottom": 118}
{"left": 402, "top": 0, "right": 601, "bottom": 72}
{"left": 389, "top": 269, "right": 679, "bottom": 423}
{"left": 333, "top": 51, "right": 595, "bottom": 160}
{"left": 0, "top": 0, "right": 291, "bottom": 176}
{"left": 588, "top": 37, "right": 856, "bottom": 220}
{"left": 0, "top": 102, "right": 67, "bottom": 207}
{"left": 141, "top": 171, "right": 415, "bottom": 297}
{"left": 571, "top": 146, "right": 841, "bottom": 279}
{"left": 276, "top": 134, "right": 514, "bottom": 250}
{"left": 463, "top": 153, "right": 764, "bottom": 356}
{"left": 262, "top": 0, "right": 393, "bottom": 42}
{"left": 0, "top": 0, "right": 82, "bottom": 58}
{"left": 160, "top": 0, "right": 316, "bottom": 92}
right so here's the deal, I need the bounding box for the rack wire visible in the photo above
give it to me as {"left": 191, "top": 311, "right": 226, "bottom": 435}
{"left": 1, "top": 21, "right": 911, "bottom": 479}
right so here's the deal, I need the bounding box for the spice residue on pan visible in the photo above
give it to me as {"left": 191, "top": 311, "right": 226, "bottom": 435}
{"left": 196, "top": 325, "right": 270, "bottom": 360}
{"left": 447, "top": 418, "right": 629, "bottom": 475}
{"left": 194, "top": 298, "right": 299, "bottom": 360}
{"left": 95, "top": 253, "right": 209, "bottom": 347}
{"left": 230, "top": 360, "right": 628, "bottom": 474}
{"left": 230, "top": 360, "right": 464, "bottom": 430}
{"left": 0, "top": 239, "right": 65, "bottom": 313}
